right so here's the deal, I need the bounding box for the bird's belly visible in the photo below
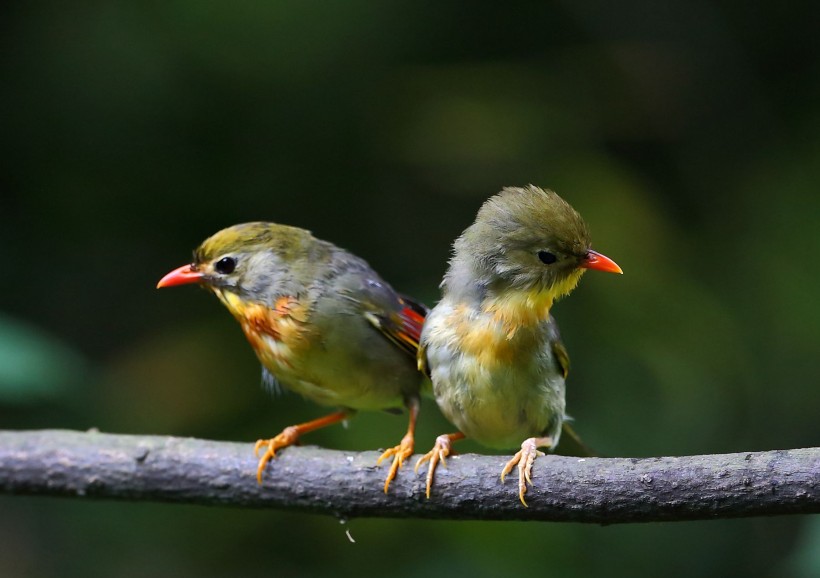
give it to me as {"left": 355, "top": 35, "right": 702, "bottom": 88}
{"left": 253, "top": 332, "right": 414, "bottom": 411}
{"left": 426, "top": 338, "right": 565, "bottom": 449}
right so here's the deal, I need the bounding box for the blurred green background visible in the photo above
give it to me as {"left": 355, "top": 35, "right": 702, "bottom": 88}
{"left": 2, "top": 1, "right": 819, "bottom": 577}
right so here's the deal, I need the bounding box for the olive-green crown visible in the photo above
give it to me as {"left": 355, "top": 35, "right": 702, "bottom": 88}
{"left": 194, "top": 222, "right": 316, "bottom": 264}
{"left": 473, "top": 185, "right": 590, "bottom": 255}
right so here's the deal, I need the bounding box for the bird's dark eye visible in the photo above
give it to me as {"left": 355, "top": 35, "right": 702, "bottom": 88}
{"left": 214, "top": 256, "right": 237, "bottom": 274}
{"left": 538, "top": 251, "right": 557, "bottom": 265}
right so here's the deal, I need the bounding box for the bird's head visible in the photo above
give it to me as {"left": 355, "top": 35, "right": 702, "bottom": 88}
{"left": 446, "top": 186, "right": 621, "bottom": 320}
{"left": 157, "top": 222, "right": 326, "bottom": 309}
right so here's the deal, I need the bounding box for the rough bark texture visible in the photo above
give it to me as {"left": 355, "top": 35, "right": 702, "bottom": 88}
{"left": 0, "top": 429, "right": 817, "bottom": 523}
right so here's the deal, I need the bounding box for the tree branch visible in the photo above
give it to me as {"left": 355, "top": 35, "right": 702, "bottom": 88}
{"left": 0, "top": 429, "right": 817, "bottom": 523}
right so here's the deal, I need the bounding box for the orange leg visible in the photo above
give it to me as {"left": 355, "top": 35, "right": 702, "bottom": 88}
{"left": 376, "top": 397, "right": 419, "bottom": 493}
{"left": 500, "top": 436, "right": 553, "bottom": 507}
{"left": 254, "top": 410, "right": 351, "bottom": 484}
{"left": 414, "top": 432, "right": 465, "bottom": 498}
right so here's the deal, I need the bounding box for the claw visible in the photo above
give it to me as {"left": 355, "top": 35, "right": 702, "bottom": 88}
{"left": 252, "top": 410, "right": 351, "bottom": 484}
{"left": 415, "top": 433, "right": 461, "bottom": 499}
{"left": 376, "top": 399, "right": 419, "bottom": 494}
{"left": 500, "top": 437, "right": 551, "bottom": 507}
{"left": 377, "top": 433, "right": 414, "bottom": 493}
{"left": 254, "top": 425, "right": 301, "bottom": 484}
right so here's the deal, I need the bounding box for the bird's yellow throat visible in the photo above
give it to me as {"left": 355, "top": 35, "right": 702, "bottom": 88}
{"left": 483, "top": 269, "right": 584, "bottom": 332}
{"left": 213, "top": 288, "right": 247, "bottom": 320}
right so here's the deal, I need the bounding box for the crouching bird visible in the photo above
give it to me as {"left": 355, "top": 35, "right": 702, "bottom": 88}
{"left": 157, "top": 222, "right": 428, "bottom": 492}
{"left": 416, "top": 186, "right": 622, "bottom": 506}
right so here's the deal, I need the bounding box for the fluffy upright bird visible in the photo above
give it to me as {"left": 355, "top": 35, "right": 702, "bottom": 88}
{"left": 416, "top": 186, "right": 622, "bottom": 505}
{"left": 157, "top": 222, "right": 427, "bottom": 492}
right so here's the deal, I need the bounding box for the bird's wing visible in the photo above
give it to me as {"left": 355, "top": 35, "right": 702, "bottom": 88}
{"left": 364, "top": 293, "right": 428, "bottom": 359}
{"left": 551, "top": 339, "right": 570, "bottom": 379}
{"left": 546, "top": 315, "right": 599, "bottom": 457}
{"left": 417, "top": 340, "right": 430, "bottom": 378}
{"left": 547, "top": 315, "right": 570, "bottom": 379}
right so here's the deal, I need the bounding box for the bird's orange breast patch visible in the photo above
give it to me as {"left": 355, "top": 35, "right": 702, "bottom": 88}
{"left": 431, "top": 301, "right": 547, "bottom": 370}
{"left": 449, "top": 305, "right": 517, "bottom": 368}
{"left": 215, "top": 291, "right": 312, "bottom": 369}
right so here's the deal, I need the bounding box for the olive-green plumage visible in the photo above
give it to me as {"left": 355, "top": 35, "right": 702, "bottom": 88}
{"left": 159, "top": 222, "right": 428, "bottom": 491}
{"left": 417, "top": 185, "right": 622, "bottom": 505}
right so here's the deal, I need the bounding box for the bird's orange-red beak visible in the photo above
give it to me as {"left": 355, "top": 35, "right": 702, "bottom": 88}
{"left": 581, "top": 250, "right": 623, "bottom": 274}
{"left": 156, "top": 264, "right": 204, "bottom": 288}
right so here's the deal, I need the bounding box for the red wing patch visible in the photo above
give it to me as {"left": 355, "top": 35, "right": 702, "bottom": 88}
{"left": 397, "top": 303, "right": 425, "bottom": 349}
{"left": 365, "top": 296, "right": 428, "bottom": 359}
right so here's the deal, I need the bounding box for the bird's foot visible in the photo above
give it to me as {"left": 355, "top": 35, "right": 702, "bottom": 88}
{"left": 377, "top": 432, "right": 414, "bottom": 493}
{"left": 500, "top": 437, "right": 551, "bottom": 507}
{"left": 253, "top": 410, "right": 350, "bottom": 484}
{"left": 253, "top": 426, "right": 300, "bottom": 484}
{"left": 414, "top": 434, "right": 457, "bottom": 499}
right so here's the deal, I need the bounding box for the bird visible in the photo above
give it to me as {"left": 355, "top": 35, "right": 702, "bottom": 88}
{"left": 415, "top": 185, "right": 622, "bottom": 506}
{"left": 157, "top": 222, "right": 428, "bottom": 492}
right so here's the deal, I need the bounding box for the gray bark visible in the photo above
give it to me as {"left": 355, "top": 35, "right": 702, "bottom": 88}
{"left": 0, "top": 429, "right": 817, "bottom": 523}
